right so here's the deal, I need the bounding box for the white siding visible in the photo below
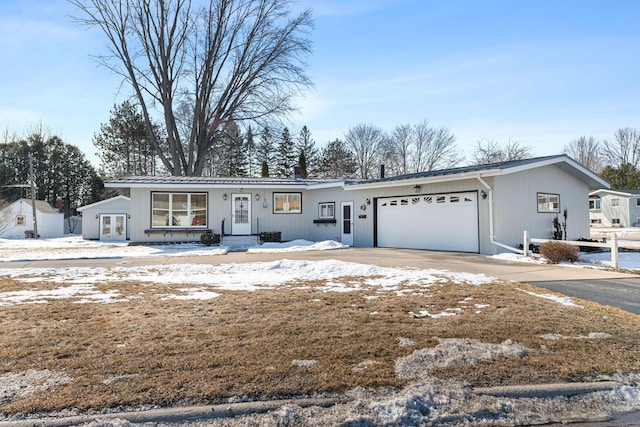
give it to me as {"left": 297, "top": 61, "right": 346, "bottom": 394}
{"left": 80, "top": 197, "right": 131, "bottom": 240}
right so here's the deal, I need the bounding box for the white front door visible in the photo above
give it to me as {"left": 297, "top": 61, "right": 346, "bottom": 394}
{"left": 340, "top": 201, "right": 354, "bottom": 246}
{"left": 232, "top": 193, "right": 252, "bottom": 235}
{"left": 100, "top": 214, "right": 127, "bottom": 241}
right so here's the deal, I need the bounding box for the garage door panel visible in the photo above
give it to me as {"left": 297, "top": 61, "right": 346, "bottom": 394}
{"left": 377, "top": 192, "right": 479, "bottom": 252}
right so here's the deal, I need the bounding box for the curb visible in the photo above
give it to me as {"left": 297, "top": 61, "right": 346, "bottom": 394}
{"left": 472, "top": 381, "right": 621, "bottom": 398}
{"left": 0, "top": 397, "right": 344, "bottom": 427}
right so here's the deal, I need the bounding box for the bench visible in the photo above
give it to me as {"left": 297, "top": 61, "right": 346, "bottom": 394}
{"left": 143, "top": 228, "right": 212, "bottom": 237}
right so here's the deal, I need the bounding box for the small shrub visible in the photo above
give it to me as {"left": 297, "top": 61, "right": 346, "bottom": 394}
{"left": 260, "top": 231, "right": 281, "bottom": 243}
{"left": 539, "top": 241, "right": 579, "bottom": 264}
{"left": 200, "top": 232, "right": 220, "bottom": 246}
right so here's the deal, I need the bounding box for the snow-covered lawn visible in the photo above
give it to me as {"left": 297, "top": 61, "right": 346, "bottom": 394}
{"left": 0, "top": 236, "right": 346, "bottom": 262}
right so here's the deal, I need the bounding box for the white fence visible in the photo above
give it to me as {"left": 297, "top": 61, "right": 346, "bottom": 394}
{"left": 523, "top": 231, "right": 619, "bottom": 269}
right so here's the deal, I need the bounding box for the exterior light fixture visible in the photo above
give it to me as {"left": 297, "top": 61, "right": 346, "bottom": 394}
{"left": 366, "top": 198, "right": 371, "bottom": 205}
{"left": 413, "top": 185, "right": 421, "bottom": 194}
{"left": 481, "top": 190, "right": 487, "bottom": 200}
{"left": 223, "top": 193, "right": 228, "bottom": 201}
{"left": 255, "top": 193, "right": 260, "bottom": 201}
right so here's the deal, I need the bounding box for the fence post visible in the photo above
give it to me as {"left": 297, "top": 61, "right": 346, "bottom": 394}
{"left": 523, "top": 230, "right": 529, "bottom": 257}
{"left": 611, "top": 233, "right": 619, "bottom": 270}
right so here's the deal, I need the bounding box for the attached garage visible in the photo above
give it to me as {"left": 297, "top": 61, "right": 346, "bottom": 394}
{"left": 376, "top": 191, "right": 479, "bottom": 252}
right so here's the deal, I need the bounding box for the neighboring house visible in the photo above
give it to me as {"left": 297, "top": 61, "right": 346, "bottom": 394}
{"left": 0, "top": 198, "right": 64, "bottom": 238}
{"left": 589, "top": 189, "right": 640, "bottom": 227}
{"left": 77, "top": 196, "right": 131, "bottom": 241}
{"left": 105, "top": 154, "right": 608, "bottom": 255}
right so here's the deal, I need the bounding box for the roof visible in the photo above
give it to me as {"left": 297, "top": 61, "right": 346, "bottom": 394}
{"left": 77, "top": 195, "right": 130, "bottom": 212}
{"left": 105, "top": 175, "right": 345, "bottom": 189}
{"left": 345, "top": 154, "right": 609, "bottom": 190}
{"left": 11, "top": 199, "right": 61, "bottom": 214}
{"left": 589, "top": 188, "right": 640, "bottom": 197}
{"left": 104, "top": 154, "right": 610, "bottom": 191}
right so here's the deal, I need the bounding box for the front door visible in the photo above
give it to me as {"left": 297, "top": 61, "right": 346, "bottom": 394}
{"left": 340, "top": 201, "right": 353, "bottom": 246}
{"left": 232, "top": 193, "right": 251, "bottom": 235}
{"left": 100, "top": 214, "right": 127, "bottom": 241}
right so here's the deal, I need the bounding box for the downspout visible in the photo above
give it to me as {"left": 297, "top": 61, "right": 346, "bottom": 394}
{"left": 477, "top": 175, "right": 523, "bottom": 254}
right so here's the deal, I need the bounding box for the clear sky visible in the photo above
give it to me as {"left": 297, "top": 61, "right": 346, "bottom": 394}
{"left": 1, "top": 0, "right": 639, "bottom": 167}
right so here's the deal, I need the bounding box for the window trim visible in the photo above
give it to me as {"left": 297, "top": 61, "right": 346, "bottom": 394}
{"left": 15, "top": 215, "right": 25, "bottom": 226}
{"left": 273, "top": 192, "right": 302, "bottom": 214}
{"left": 589, "top": 198, "right": 601, "bottom": 210}
{"left": 611, "top": 198, "right": 620, "bottom": 207}
{"left": 318, "top": 202, "right": 335, "bottom": 219}
{"left": 537, "top": 192, "right": 560, "bottom": 213}
{"left": 151, "top": 192, "right": 208, "bottom": 228}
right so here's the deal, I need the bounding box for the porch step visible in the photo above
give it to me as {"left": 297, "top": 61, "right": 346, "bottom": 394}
{"left": 222, "top": 235, "right": 259, "bottom": 251}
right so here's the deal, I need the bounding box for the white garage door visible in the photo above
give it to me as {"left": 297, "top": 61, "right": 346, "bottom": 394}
{"left": 376, "top": 192, "right": 479, "bottom": 252}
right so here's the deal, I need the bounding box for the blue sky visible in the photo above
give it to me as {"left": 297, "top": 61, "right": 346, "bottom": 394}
{"left": 1, "top": 0, "right": 639, "bottom": 167}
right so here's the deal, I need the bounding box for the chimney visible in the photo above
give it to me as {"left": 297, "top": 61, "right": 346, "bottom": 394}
{"left": 380, "top": 164, "right": 385, "bottom": 179}
{"left": 293, "top": 165, "right": 302, "bottom": 180}
{"left": 55, "top": 197, "right": 63, "bottom": 211}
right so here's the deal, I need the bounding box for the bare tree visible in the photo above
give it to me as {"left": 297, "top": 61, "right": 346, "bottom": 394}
{"left": 71, "top": 0, "right": 312, "bottom": 176}
{"left": 416, "top": 125, "right": 463, "bottom": 171}
{"left": 383, "top": 123, "right": 413, "bottom": 176}
{"left": 472, "top": 138, "right": 531, "bottom": 164}
{"left": 563, "top": 136, "right": 602, "bottom": 172}
{"left": 601, "top": 128, "right": 640, "bottom": 169}
{"left": 345, "top": 124, "right": 386, "bottom": 179}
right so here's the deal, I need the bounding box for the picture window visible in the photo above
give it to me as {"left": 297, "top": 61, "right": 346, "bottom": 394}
{"left": 152, "top": 192, "right": 207, "bottom": 227}
{"left": 274, "top": 192, "right": 301, "bottom": 214}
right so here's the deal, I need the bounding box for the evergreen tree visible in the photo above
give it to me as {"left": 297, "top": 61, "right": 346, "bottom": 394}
{"left": 261, "top": 160, "right": 269, "bottom": 177}
{"left": 318, "top": 139, "right": 357, "bottom": 178}
{"left": 298, "top": 150, "right": 307, "bottom": 178}
{"left": 0, "top": 132, "right": 102, "bottom": 215}
{"left": 93, "top": 101, "right": 162, "bottom": 178}
{"left": 274, "top": 127, "right": 296, "bottom": 177}
{"left": 255, "top": 127, "right": 274, "bottom": 177}
{"left": 296, "top": 125, "right": 319, "bottom": 177}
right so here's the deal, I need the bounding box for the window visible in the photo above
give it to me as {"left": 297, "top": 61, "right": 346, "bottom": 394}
{"left": 637, "top": 198, "right": 640, "bottom": 207}
{"left": 537, "top": 193, "right": 560, "bottom": 213}
{"left": 589, "top": 199, "right": 601, "bottom": 210}
{"left": 274, "top": 192, "right": 301, "bottom": 214}
{"left": 450, "top": 196, "right": 460, "bottom": 203}
{"left": 318, "top": 202, "right": 335, "bottom": 219}
{"left": 591, "top": 218, "right": 602, "bottom": 224}
{"left": 152, "top": 192, "right": 207, "bottom": 227}
{"left": 15, "top": 215, "right": 25, "bottom": 226}
{"left": 612, "top": 218, "right": 621, "bottom": 225}
{"left": 436, "top": 196, "right": 445, "bottom": 204}
{"left": 611, "top": 198, "right": 620, "bottom": 207}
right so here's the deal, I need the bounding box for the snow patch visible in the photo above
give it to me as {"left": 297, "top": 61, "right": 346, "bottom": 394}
{"left": 0, "top": 370, "right": 72, "bottom": 403}
{"left": 519, "top": 288, "right": 583, "bottom": 307}
{"left": 247, "top": 239, "right": 348, "bottom": 253}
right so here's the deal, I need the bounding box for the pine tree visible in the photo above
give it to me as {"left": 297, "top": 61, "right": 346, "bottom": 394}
{"left": 255, "top": 127, "right": 274, "bottom": 177}
{"left": 296, "top": 125, "right": 319, "bottom": 177}
{"left": 318, "top": 139, "right": 357, "bottom": 178}
{"left": 274, "top": 127, "right": 296, "bottom": 177}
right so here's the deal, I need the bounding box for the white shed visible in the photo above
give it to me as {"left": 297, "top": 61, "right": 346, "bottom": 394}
{"left": 77, "top": 196, "right": 131, "bottom": 241}
{"left": 0, "top": 199, "right": 64, "bottom": 238}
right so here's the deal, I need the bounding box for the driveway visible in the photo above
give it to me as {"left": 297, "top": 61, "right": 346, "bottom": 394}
{"left": 3, "top": 247, "right": 639, "bottom": 314}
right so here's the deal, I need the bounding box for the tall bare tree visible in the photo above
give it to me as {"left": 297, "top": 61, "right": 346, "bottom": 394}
{"left": 472, "top": 138, "right": 531, "bottom": 164}
{"left": 601, "top": 128, "right": 640, "bottom": 169}
{"left": 71, "top": 0, "right": 312, "bottom": 176}
{"left": 345, "top": 123, "right": 386, "bottom": 179}
{"left": 563, "top": 136, "right": 602, "bottom": 172}
{"left": 414, "top": 124, "right": 462, "bottom": 171}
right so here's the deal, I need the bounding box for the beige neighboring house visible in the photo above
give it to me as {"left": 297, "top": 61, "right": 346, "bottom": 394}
{"left": 77, "top": 195, "right": 131, "bottom": 241}
{"left": 0, "top": 198, "right": 64, "bottom": 238}
{"left": 589, "top": 189, "right": 640, "bottom": 227}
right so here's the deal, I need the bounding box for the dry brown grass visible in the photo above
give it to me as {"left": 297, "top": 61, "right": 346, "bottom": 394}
{"left": 1, "top": 275, "right": 639, "bottom": 415}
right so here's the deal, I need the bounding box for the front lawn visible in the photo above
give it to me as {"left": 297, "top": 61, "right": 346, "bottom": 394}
{"left": 0, "top": 260, "right": 639, "bottom": 423}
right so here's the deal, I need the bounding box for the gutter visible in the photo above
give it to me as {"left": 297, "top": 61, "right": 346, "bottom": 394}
{"left": 476, "top": 175, "right": 523, "bottom": 254}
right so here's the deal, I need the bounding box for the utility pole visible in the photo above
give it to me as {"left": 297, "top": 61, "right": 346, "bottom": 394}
{"left": 29, "top": 154, "right": 38, "bottom": 238}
